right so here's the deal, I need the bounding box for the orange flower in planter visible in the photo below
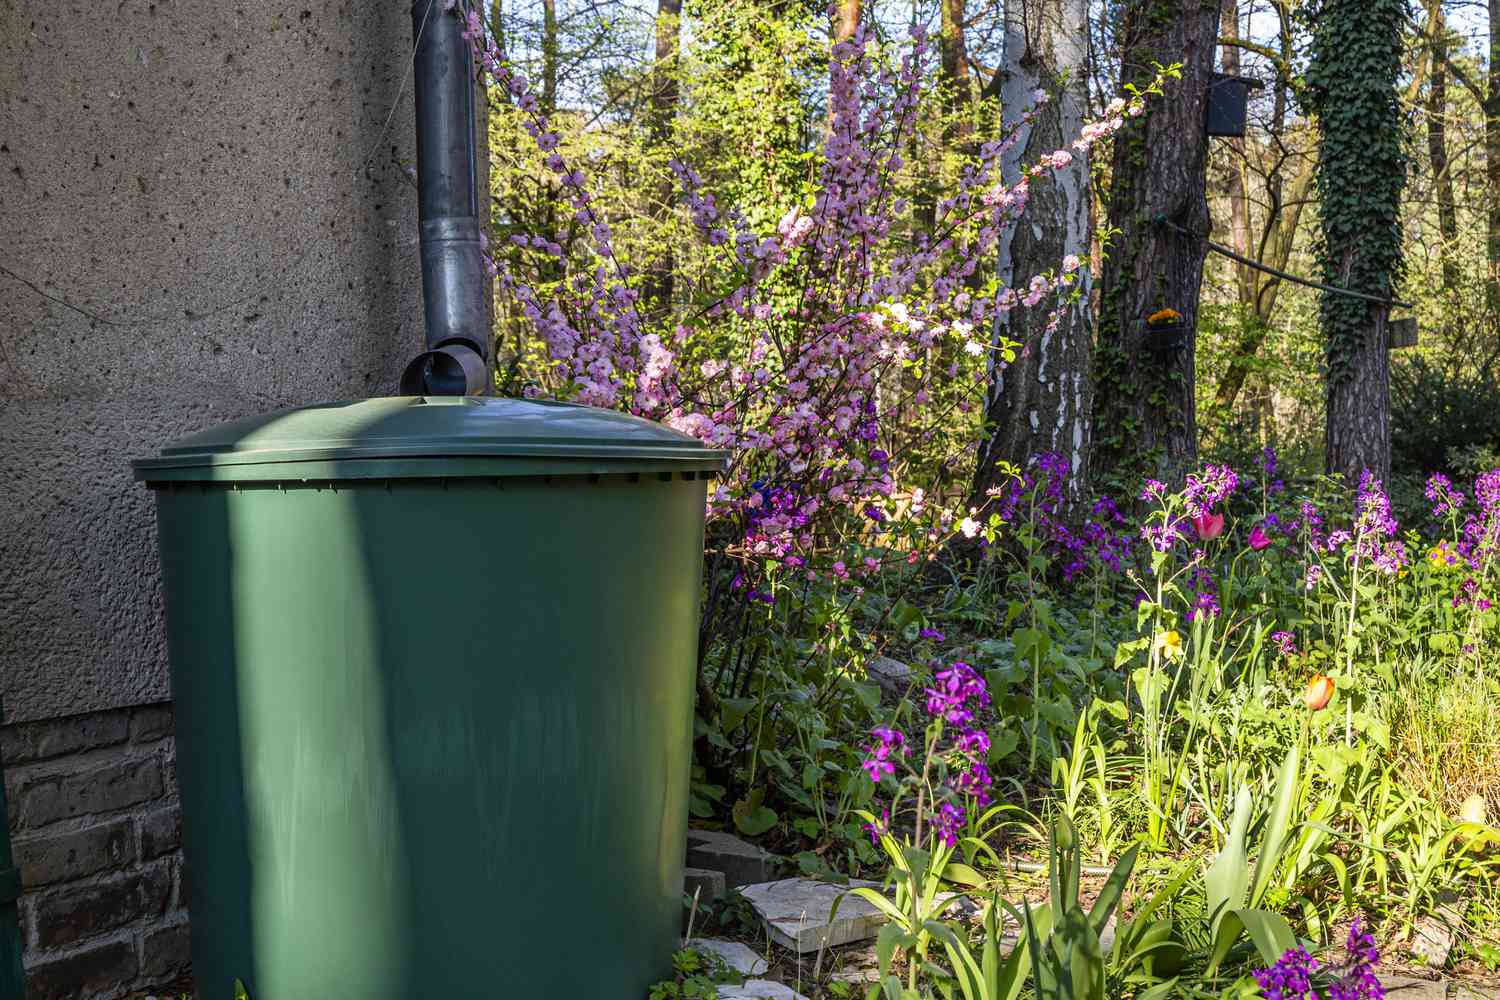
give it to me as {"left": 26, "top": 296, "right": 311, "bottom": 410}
{"left": 1303, "top": 674, "right": 1335, "bottom": 711}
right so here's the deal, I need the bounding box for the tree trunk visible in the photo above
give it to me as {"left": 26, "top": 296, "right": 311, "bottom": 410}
{"left": 647, "top": 0, "right": 683, "bottom": 310}
{"left": 940, "top": 0, "right": 972, "bottom": 136}
{"left": 1326, "top": 309, "right": 1392, "bottom": 483}
{"left": 1220, "top": 0, "right": 1254, "bottom": 308}
{"left": 1212, "top": 155, "right": 1315, "bottom": 408}
{"left": 542, "top": 0, "right": 559, "bottom": 115}
{"left": 1488, "top": 0, "right": 1500, "bottom": 311}
{"left": 830, "top": 0, "right": 860, "bottom": 131}
{"left": 1213, "top": 0, "right": 1312, "bottom": 412}
{"left": 1427, "top": 0, "right": 1458, "bottom": 290}
{"left": 834, "top": 0, "right": 859, "bottom": 43}
{"left": 973, "top": 0, "right": 1093, "bottom": 507}
{"left": 1091, "top": 0, "right": 1219, "bottom": 484}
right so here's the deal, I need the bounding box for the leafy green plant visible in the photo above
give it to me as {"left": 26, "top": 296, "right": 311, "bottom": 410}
{"left": 1203, "top": 745, "right": 1302, "bottom": 976}
{"left": 647, "top": 949, "right": 736, "bottom": 1000}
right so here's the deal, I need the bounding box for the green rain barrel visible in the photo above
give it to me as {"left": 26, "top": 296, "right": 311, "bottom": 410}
{"left": 133, "top": 396, "right": 727, "bottom": 999}
{"left": 1, "top": 699, "right": 25, "bottom": 1000}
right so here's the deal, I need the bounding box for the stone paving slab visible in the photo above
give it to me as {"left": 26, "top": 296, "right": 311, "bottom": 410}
{"left": 687, "top": 829, "right": 773, "bottom": 888}
{"left": 1381, "top": 976, "right": 1498, "bottom": 998}
{"left": 684, "top": 866, "right": 727, "bottom": 902}
{"left": 715, "top": 980, "right": 811, "bottom": 999}
{"left": 683, "top": 937, "right": 771, "bottom": 976}
{"left": 741, "top": 878, "right": 887, "bottom": 953}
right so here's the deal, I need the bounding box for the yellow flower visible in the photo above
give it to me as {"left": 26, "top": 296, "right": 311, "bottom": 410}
{"left": 1153, "top": 630, "right": 1183, "bottom": 660}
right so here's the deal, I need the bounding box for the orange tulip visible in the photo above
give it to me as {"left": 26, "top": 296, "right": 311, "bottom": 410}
{"left": 1303, "top": 674, "right": 1334, "bottom": 711}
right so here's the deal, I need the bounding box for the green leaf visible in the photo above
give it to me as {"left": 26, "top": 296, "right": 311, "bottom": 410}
{"left": 1234, "top": 909, "right": 1299, "bottom": 966}
{"left": 719, "top": 696, "right": 758, "bottom": 731}
{"left": 732, "top": 789, "right": 778, "bottom": 837}
{"left": 1249, "top": 745, "right": 1301, "bottom": 909}
{"left": 1206, "top": 785, "right": 1253, "bottom": 936}
{"left": 1088, "top": 841, "right": 1139, "bottom": 934}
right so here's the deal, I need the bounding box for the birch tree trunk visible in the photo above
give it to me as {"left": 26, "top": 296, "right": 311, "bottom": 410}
{"left": 972, "top": 0, "right": 1093, "bottom": 506}
{"left": 1090, "top": 0, "right": 1219, "bottom": 484}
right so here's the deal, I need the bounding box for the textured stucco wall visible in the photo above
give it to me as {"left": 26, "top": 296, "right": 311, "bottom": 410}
{"left": 0, "top": 2, "right": 429, "bottom": 723}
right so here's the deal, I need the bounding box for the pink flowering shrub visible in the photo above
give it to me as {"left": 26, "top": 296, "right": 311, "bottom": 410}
{"left": 461, "top": 8, "right": 1154, "bottom": 581}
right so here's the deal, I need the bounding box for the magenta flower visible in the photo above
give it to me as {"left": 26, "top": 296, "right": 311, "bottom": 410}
{"left": 1249, "top": 523, "right": 1273, "bottom": 551}
{"left": 862, "top": 727, "right": 906, "bottom": 783}
{"left": 924, "top": 662, "right": 989, "bottom": 725}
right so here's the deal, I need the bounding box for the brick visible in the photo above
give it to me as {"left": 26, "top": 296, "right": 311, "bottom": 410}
{"left": 14, "top": 756, "right": 163, "bottom": 830}
{"left": 140, "top": 921, "right": 193, "bottom": 982}
{"left": 22, "top": 937, "right": 137, "bottom": 1000}
{"left": 139, "top": 805, "right": 181, "bottom": 861}
{"left": 0, "top": 711, "right": 129, "bottom": 766}
{"left": 12, "top": 819, "right": 134, "bottom": 889}
{"left": 129, "top": 704, "right": 174, "bottom": 744}
{"left": 33, "top": 864, "right": 173, "bottom": 950}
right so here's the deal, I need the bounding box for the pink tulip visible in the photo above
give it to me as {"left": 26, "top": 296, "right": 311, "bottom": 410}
{"left": 1248, "top": 523, "right": 1272, "bottom": 551}
{"left": 1192, "top": 512, "right": 1225, "bottom": 541}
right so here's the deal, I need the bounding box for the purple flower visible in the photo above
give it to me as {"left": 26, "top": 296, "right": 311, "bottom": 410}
{"left": 1184, "top": 464, "right": 1239, "bottom": 517}
{"left": 1253, "top": 946, "right": 1319, "bottom": 1000}
{"left": 862, "top": 726, "right": 906, "bottom": 782}
{"left": 1141, "top": 479, "right": 1167, "bottom": 502}
{"left": 1263, "top": 445, "right": 1279, "bottom": 478}
{"left": 1253, "top": 921, "right": 1385, "bottom": 1000}
{"left": 924, "top": 662, "right": 989, "bottom": 725}
{"left": 954, "top": 763, "right": 992, "bottom": 806}
{"left": 954, "top": 728, "right": 990, "bottom": 757}
{"left": 1271, "top": 631, "right": 1297, "bottom": 657}
{"left": 1327, "top": 920, "right": 1384, "bottom": 1000}
{"left": 1425, "top": 472, "right": 1466, "bottom": 520}
{"left": 1141, "top": 521, "right": 1181, "bottom": 553}
{"left": 918, "top": 627, "right": 946, "bottom": 642}
{"left": 932, "top": 801, "right": 965, "bottom": 847}
{"left": 1186, "top": 590, "right": 1220, "bottom": 621}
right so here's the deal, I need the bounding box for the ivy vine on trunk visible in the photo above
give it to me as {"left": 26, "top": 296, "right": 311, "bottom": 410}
{"left": 1304, "top": 0, "right": 1409, "bottom": 484}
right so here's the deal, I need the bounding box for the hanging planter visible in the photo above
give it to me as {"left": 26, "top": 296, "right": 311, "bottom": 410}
{"left": 1143, "top": 308, "right": 1188, "bottom": 353}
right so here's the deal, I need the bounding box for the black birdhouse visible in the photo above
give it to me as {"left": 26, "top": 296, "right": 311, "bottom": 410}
{"left": 1206, "top": 73, "right": 1263, "bottom": 138}
{"left": 1388, "top": 316, "right": 1418, "bottom": 349}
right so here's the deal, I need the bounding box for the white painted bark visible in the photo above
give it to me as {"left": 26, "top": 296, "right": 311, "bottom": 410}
{"left": 974, "top": 0, "right": 1094, "bottom": 506}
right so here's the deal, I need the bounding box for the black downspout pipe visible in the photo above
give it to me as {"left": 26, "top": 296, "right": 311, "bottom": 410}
{"left": 401, "top": 0, "right": 492, "bottom": 396}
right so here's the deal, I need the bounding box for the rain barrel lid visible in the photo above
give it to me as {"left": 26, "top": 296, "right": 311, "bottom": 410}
{"left": 132, "top": 396, "right": 730, "bottom": 483}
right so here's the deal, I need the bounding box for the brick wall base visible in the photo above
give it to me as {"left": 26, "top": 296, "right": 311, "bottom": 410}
{"left": 2, "top": 705, "right": 190, "bottom": 999}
